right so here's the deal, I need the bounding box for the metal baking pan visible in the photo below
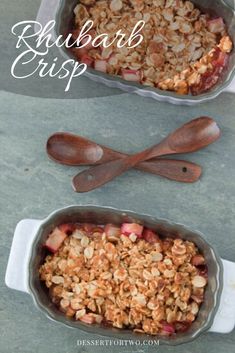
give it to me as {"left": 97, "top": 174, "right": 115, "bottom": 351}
{"left": 5, "top": 205, "right": 235, "bottom": 345}
{"left": 35, "top": 0, "right": 235, "bottom": 105}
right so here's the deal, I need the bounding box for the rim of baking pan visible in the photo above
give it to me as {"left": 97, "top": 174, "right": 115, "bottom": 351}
{"left": 53, "top": 0, "right": 235, "bottom": 104}
{"left": 28, "top": 205, "right": 223, "bottom": 345}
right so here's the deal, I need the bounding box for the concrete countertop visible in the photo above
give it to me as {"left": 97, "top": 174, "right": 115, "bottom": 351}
{"left": 0, "top": 0, "right": 234, "bottom": 352}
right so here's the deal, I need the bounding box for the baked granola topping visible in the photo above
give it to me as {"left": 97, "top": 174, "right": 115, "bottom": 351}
{"left": 39, "top": 222, "right": 208, "bottom": 335}
{"left": 69, "top": 0, "right": 233, "bottom": 95}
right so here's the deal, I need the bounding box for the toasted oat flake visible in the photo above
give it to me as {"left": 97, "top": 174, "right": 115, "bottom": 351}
{"left": 164, "top": 269, "right": 175, "bottom": 278}
{"left": 143, "top": 269, "right": 153, "bottom": 280}
{"left": 71, "top": 298, "right": 83, "bottom": 310}
{"left": 60, "top": 298, "right": 70, "bottom": 309}
{"left": 52, "top": 275, "right": 64, "bottom": 284}
{"left": 76, "top": 309, "right": 86, "bottom": 320}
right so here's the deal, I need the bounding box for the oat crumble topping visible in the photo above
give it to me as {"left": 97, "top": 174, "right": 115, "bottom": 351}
{"left": 39, "top": 222, "right": 208, "bottom": 335}
{"left": 69, "top": 0, "right": 233, "bottom": 95}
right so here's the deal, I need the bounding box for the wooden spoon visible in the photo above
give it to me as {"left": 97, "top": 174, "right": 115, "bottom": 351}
{"left": 72, "top": 117, "right": 220, "bottom": 192}
{"left": 47, "top": 132, "right": 202, "bottom": 183}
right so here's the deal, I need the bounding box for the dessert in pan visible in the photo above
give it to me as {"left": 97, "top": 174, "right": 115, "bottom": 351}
{"left": 5, "top": 206, "right": 235, "bottom": 345}
{"left": 70, "top": 0, "right": 233, "bottom": 95}
{"left": 40, "top": 221, "right": 208, "bottom": 335}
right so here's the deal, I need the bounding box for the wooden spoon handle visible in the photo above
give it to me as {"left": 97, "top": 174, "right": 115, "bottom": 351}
{"left": 72, "top": 158, "right": 202, "bottom": 192}
{"left": 136, "top": 159, "right": 202, "bottom": 183}
{"left": 72, "top": 145, "right": 163, "bottom": 192}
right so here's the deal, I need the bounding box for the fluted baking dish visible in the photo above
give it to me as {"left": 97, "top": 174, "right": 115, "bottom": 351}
{"left": 5, "top": 205, "right": 235, "bottom": 345}
{"left": 35, "top": 0, "right": 235, "bottom": 105}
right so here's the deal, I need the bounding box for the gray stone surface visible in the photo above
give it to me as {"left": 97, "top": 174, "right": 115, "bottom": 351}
{"left": 0, "top": 0, "right": 235, "bottom": 352}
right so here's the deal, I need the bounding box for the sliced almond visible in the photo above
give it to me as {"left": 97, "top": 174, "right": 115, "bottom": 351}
{"left": 151, "top": 267, "right": 160, "bottom": 277}
{"left": 60, "top": 298, "right": 70, "bottom": 309}
{"left": 74, "top": 284, "right": 82, "bottom": 294}
{"left": 129, "top": 233, "right": 137, "bottom": 242}
{"left": 110, "top": 0, "right": 122, "bottom": 12}
{"left": 192, "top": 275, "right": 207, "bottom": 288}
{"left": 81, "top": 235, "right": 89, "bottom": 247}
{"left": 151, "top": 252, "right": 163, "bottom": 262}
{"left": 134, "top": 294, "right": 147, "bottom": 306}
{"left": 72, "top": 230, "right": 85, "bottom": 239}
{"left": 84, "top": 246, "right": 94, "bottom": 259}
{"left": 191, "top": 301, "right": 199, "bottom": 315}
{"left": 164, "top": 258, "right": 172, "bottom": 266}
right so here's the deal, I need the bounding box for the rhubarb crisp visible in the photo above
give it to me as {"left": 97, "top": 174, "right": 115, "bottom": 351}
{"left": 69, "top": 0, "right": 233, "bottom": 95}
{"left": 39, "top": 222, "right": 208, "bottom": 335}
